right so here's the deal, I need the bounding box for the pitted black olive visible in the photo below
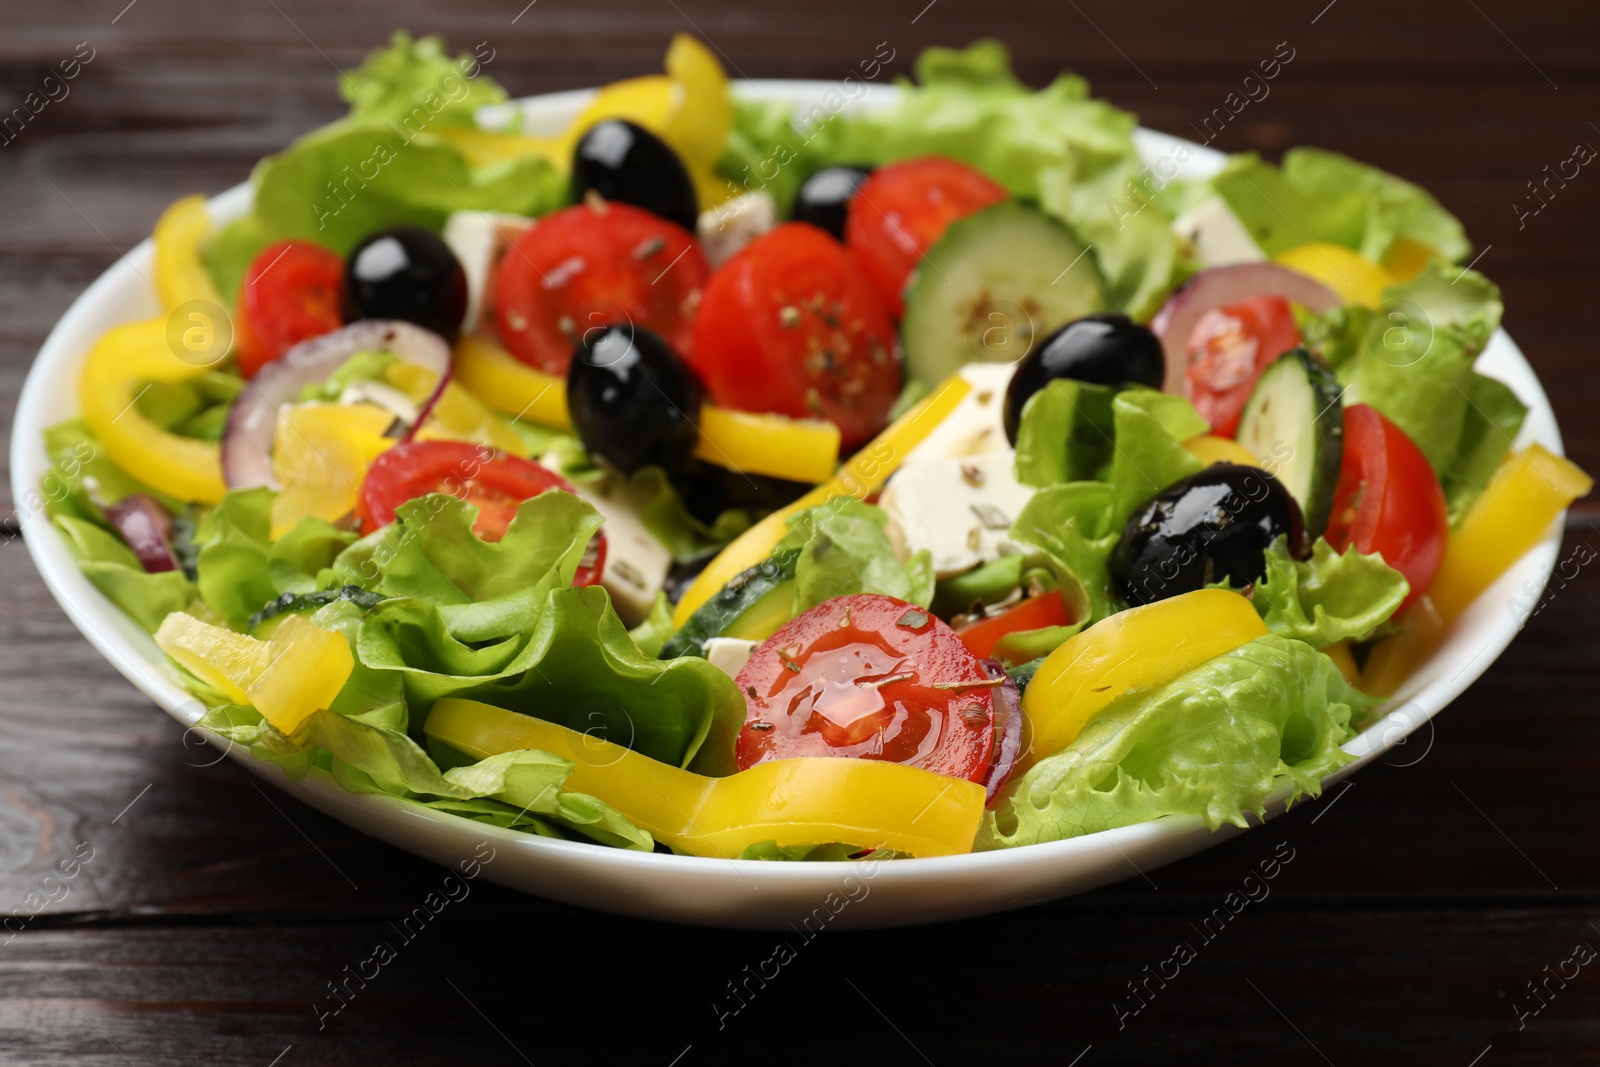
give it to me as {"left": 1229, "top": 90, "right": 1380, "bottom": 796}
{"left": 792, "top": 165, "right": 873, "bottom": 241}
{"left": 568, "top": 323, "right": 702, "bottom": 476}
{"left": 1110, "top": 463, "right": 1306, "bottom": 606}
{"left": 1003, "top": 313, "right": 1166, "bottom": 443}
{"left": 571, "top": 120, "right": 699, "bottom": 232}
{"left": 343, "top": 226, "right": 468, "bottom": 341}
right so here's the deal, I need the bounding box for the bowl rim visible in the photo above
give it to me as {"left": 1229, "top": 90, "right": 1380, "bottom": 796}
{"left": 8, "top": 78, "right": 1567, "bottom": 887}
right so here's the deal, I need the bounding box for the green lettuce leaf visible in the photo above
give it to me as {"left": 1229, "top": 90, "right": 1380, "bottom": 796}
{"left": 196, "top": 702, "right": 650, "bottom": 849}
{"left": 1013, "top": 383, "right": 1205, "bottom": 519}
{"left": 1443, "top": 372, "right": 1528, "bottom": 521}
{"left": 721, "top": 40, "right": 1178, "bottom": 315}
{"left": 340, "top": 32, "right": 507, "bottom": 128}
{"left": 1248, "top": 537, "right": 1409, "bottom": 648}
{"left": 777, "top": 498, "right": 935, "bottom": 613}
{"left": 40, "top": 418, "right": 183, "bottom": 524}
{"left": 359, "top": 584, "right": 746, "bottom": 776}
{"left": 1342, "top": 263, "right": 1520, "bottom": 484}
{"left": 1014, "top": 379, "right": 1116, "bottom": 488}
{"left": 53, "top": 515, "right": 198, "bottom": 632}
{"left": 626, "top": 592, "right": 675, "bottom": 658}
{"left": 982, "top": 635, "right": 1374, "bottom": 848}
{"left": 1104, "top": 390, "right": 1207, "bottom": 527}
{"left": 1009, "top": 482, "right": 1121, "bottom": 624}
{"left": 192, "top": 489, "right": 356, "bottom": 629}
{"left": 1212, "top": 147, "right": 1469, "bottom": 263}
{"left": 344, "top": 491, "right": 601, "bottom": 606}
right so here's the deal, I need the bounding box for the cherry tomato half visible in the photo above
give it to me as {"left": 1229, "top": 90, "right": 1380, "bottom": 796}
{"left": 493, "top": 199, "right": 709, "bottom": 375}
{"left": 236, "top": 240, "right": 345, "bottom": 378}
{"left": 688, "top": 223, "right": 901, "bottom": 450}
{"left": 1183, "top": 295, "right": 1301, "bottom": 438}
{"left": 844, "top": 156, "right": 1009, "bottom": 317}
{"left": 357, "top": 440, "right": 605, "bottom": 585}
{"left": 734, "top": 594, "right": 999, "bottom": 785}
{"left": 955, "top": 591, "right": 1071, "bottom": 662}
{"left": 1324, "top": 404, "right": 1448, "bottom": 610}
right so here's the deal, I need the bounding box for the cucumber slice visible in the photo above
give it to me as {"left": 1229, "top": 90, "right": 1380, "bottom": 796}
{"left": 247, "top": 586, "right": 386, "bottom": 638}
{"left": 660, "top": 547, "right": 800, "bottom": 658}
{"left": 901, "top": 202, "right": 1105, "bottom": 387}
{"left": 1235, "top": 348, "right": 1344, "bottom": 537}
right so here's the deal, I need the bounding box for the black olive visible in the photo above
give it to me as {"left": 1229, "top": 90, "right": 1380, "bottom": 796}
{"left": 568, "top": 323, "right": 702, "bottom": 476}
{"left": 792, "top": 165, "right": 873, "bottom": 241}
{"left": 1003, "top": 313, "right": 1166, "bottom": 443}
{"left": 572, "top": 120, "right": 699, "bottom": 232}
{"left": 1110, "top": 463, "right": 1307, "bottom": 607}
{"left": 343, "top": 226, "right": 468, "bottom": 341}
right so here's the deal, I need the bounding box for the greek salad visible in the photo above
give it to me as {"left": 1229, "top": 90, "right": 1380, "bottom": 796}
{"left": 42, "top": 33, "right": 1592, "bottom": 859}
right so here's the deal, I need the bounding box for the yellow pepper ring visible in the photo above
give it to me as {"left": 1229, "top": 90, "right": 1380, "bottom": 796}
{"left": 425, "top": 698, "right": 985, "bottom": 859}
{"left": 152, "top": 195, "right": 223, "bottom": 312}
{"left": 79, "top": 318, "right": 227, "bottom": 503}
{"left": 1021, "top": 588, "right": 1268, "bottom": 766}
{"left": 453, "top": 333, "right": 844, "bottom": 481}
{"left": 671, "top": 375, "right": 974, "bottom": 627}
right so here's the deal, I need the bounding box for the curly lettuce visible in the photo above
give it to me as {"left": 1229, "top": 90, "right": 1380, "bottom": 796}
{"left": 1212, "top": 147, "right": 1470, "bottom": 263}
{"left": 982, "top": 635, "right": 1373, "bottom": 848}
{"left": 722, "top": 39, "right": 1179, "bottom": 316}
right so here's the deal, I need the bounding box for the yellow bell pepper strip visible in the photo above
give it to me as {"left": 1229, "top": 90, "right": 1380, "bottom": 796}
{"left": 1276, "top": 243, "right": 1396, "bottom": 309}
{"left": 1362, "top": 444, "right": 1593, "bottom": 695}
{"left": 1021, "top": 588, "right": 1268, "bottom": 766}
{"left": 384, "top": 362, "right": 529, "bottom": 457}
{"left": 556, "top": 35, "right": 738, "bottom": 211}
{"left": 672, "top": 376, "right": 974, "bottom": 627}
{"left": 455, "top": 334, "right": 841, "bottom": 482}
{"left": 454, "top": 333, "right": 572, "bottom": 429}
{"left": 156, "top": 612, "right": 353, "bottom": 735}
{"left": 1381, "top": 237, "right": 1436, "bottom": 282}
{"left": 79, "top": 318, "right": 227, "bottom": 503}
{"left": 269, "top": 402, "right": 396, "bottom": 540}
{"left": 425, "top": 698, "right": 985, "bottom": 858}
{"left": 428, "top": 126, "right": 563, "bottom": 171}
{"left": 1184, "top": 433, "right": 1260, "bottom": 468}
{"left": 152, "top": 195, "right": 223, "bottom": 312}
{"left": 691, "top": 407, "right": 841, "bottom": 483}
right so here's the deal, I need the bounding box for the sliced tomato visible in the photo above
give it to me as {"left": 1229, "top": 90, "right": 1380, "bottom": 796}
{"left": 734, "top": 594, "right": 999, "bottom": 785}
{"left": 357, "top": 440, "right": 605, "bottom": 585}
{"left": 1324, "top": 404, "right": 1448, "bottom": 610}
{"left": 688, "top": 223, "right": 900, "bottom": 450}
{"left": 237, "top": 240, "right": 344, "bottom": 378}
{"left": 955, "top": 591, "right": 1071, "bottom": 662}
{"left": 844, "top": 156, "right": 1009, "bottom": 317}
{"left": 493, "top": 199, "right": 708, "bottom": 375}
{"left": 1183, "top": 295, "right": 1301, "bottom": 438}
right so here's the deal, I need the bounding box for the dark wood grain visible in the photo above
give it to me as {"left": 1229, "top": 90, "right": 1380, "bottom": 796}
{"left": 2, "top": 0, "right": 1600, "bottom": 1063}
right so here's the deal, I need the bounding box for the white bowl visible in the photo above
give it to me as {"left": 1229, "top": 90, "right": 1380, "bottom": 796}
{"left": 10, "top": 82, "right": 1566, "bottom": 929}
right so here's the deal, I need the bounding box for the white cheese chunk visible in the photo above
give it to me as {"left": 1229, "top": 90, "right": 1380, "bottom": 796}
{"left": 565, "top": 480, "right": 672, "bottom": 627}
{"left": 879, "top": 451, "right": 1034, "bottom": 579}
{"left": 1171, "top": 196, "right": 1266, "bottom": 268}
{"left": 696, "top": 191, "right": 777, "bottom": 267}
{"left": 704, "top": 637, "right": 759, "bottom": 679}
{"left": 904, "top": 361, "right": 1018, "bottom": 464}
{"left": 443, "top": 210, "right": 534, "bottom": 334}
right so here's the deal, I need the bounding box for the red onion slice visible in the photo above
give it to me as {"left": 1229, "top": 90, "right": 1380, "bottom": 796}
{"left": 400, "top": 364, "right": 454, "bottom": 445}
{"left": 980, "top": 659, "right": 1024, "bottom": 806}
{"left": 104, "top": 494, "right": 179, "bottom": 574}
{"left": 221, "top": 320, "right": 452, "bottom": 489}
{"left": 1150, "top": 263, "right": 1340, "bottom": 396}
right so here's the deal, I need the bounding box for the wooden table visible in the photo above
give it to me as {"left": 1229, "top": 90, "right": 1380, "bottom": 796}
{"left": 2, "top": 1, "right": 1597, "bottom": 1063}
